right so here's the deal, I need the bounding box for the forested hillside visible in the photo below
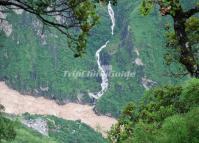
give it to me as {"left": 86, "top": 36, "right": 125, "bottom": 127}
{"left": 0, "top": 0, "right": 183, "bottom": 117}
{"left": 0, "top": 0, "right": 198, "bottom": 142}
{"left": 108, "top": 79, "right": 199, "bottom": 143}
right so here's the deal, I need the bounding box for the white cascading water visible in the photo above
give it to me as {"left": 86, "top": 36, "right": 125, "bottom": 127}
{"left": 89, "top": 2, "right": 115, "bottom": 99}
{"left": 108, "top": 1, "right": 115, "bottom": 35}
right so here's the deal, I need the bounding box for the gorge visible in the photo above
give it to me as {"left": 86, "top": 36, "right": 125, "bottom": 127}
{"left": 0, "top": 2, "right": 117, "bottom": 137}
{"left": 0, "top": 81, "right": 117, "bottom": 136}
{"left": 0, "top": 0, "right": 198, "bottom": 142}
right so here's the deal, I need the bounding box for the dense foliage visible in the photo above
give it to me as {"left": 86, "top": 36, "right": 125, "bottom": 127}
{"left": 0, "top": 0, "right": 181, "bottom": 117}
{"left": 0, "top": 0, "right": 102, "bottom": 56}
{"left": 108, "top": 78, "right": 199, "bottom": 143}
{"left": 46, "top": 116, "right": 107, "bottom": 143}
{"left": 3, "top": 124, "right": 56, "bottom": 143}
{"left": 140, "top": 0, "right": 199, "bottom": 77}
{"left": 0, "top": 105, "right": 16, "bottom": 142}
{"left": 0, "top": 105, "right": 106, "bottom": 143}
{"left": 2, "top": 114, "right": 107, "bottom": 143}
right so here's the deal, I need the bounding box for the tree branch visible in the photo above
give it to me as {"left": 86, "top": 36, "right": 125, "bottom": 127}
{"left": 0, "top": 0, "right": 100, "bottom": 56}
{"left": 184, "top": 5, "right": 199, "bottom": 18}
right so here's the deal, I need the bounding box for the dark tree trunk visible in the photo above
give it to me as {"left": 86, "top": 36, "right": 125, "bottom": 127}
{"left": 173, "top": 11, "right": 199, "bottom": 78}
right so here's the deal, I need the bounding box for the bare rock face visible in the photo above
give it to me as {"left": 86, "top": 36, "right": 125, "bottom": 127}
{"left": 11, "top": 6, "right": 24, "bottom": 15}
{"left": 141, "top": 77, "right": 157, "bottom": 90}
{"left": 22, "top": 118, "right": 49, "bottom": 136}
{"left": 135, "top": 58, "right": 144, "bottom": 66}
{"left": 0, "top": 7, "right": 12, "bottom": 37}
{"left": 32, "top": 20, "right": 47, "bottom": 45}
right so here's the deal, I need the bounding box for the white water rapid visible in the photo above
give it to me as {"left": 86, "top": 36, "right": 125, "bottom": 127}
{"left": 89, "top": 2, "right": 115, "bottom": 99}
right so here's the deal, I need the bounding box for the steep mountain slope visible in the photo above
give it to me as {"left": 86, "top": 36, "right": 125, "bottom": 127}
{"left": 3, "top": 114, "right": 107, "bottom": 143}
{"left": 95, "top": 0, "right": 180, "bottom": 116}
{"left": 0, "top": 0, "right": 184, "bottom": 117}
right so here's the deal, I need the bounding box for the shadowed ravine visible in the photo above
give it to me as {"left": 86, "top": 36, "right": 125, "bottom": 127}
{"left": 0, "top": 82, "right": 117, "bottom": 136}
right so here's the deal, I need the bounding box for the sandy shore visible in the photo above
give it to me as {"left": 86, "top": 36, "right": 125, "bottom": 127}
{"left": 0, "top": 82, "right": 117, "bottom": 136}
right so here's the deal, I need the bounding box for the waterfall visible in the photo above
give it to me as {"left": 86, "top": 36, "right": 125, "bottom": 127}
{"left": 89, "top": 2, "right": 115, "bottom": 99}
{"left": 108, "top": 1, "right": 115, "bottom": 35}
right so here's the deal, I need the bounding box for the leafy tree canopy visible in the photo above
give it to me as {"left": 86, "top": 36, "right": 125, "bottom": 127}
{"left": 108, "top": 78, "right": 199, "bottom": 143}
{"left": 140, "top": 0, "right": 199, "bottom": 77}
{"left": 0, "top": 105, "right": 16, "bottom": 142}
{"left": 0, "top": 0, "right": 115, "bottom": 57}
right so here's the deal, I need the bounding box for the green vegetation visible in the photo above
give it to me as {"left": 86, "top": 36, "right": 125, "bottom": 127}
{"left": 2, "top": 113, "right": 107, "bottom": 143}
{"left": 0, "top": 0, "right": 198, "bottom": 142}
{"left": 0, "top": 0, "right": 186, "bottom": 117}
{"left": 0, "top": 104, "right": 106, "bottom": 143}
{"left": 4, "top": 124, "right": 56, "bottom": 143}
{"left": 95, "top": 0, "right": 179, "bottom": 117}
{"left": 46, "top": 116, "right": 107, "bottom": 143}
{"left": 140, "top": 0, "right": 199, "bottom": 77}
{"left": 108, "top": 78, "right": 199, "bottom": 143}
{"left": 0, "top": 0, "right": 102, "bottom": 56}
{"left": 0, "top": 105, "right": 16, "bottom": 143}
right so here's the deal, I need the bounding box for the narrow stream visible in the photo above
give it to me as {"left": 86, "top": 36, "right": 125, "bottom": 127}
{"left": 89, "top": 2, "right": 115, "bottom": 99}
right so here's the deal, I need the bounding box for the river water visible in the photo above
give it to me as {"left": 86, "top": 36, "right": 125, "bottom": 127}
{"left": 0, "top": 82, "right": 117, "bottom": 136}
{"left": 0, "top": 2, "right": 117, "bottom": 137}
